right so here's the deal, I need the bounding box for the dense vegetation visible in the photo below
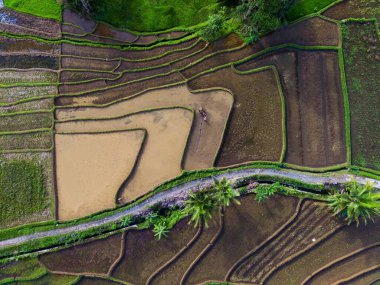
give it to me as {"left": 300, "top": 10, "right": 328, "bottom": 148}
{"left": 3, "top": 0, "right": 62, "bottom": 21}
{"left": 66, "top": 0, "right": 219, "bottom": 31}
{"left": 0, "top": 159, "right": 47, "bottom": 227}
{"left": 342, "top": 22, "right": 380, "bottom": 171}
{"left": 285, "top": 0, "right": 336, "bottom": 21}
{"left": 200, "top": 0, "right": 294, "bottom": 42}
{"left": 328, "top": 181, "right": 380, "bottom": 226}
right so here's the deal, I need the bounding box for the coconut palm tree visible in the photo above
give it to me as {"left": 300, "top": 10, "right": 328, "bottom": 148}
{"left": 185, "top": 190, "right": 218, "bottom": 227}
{"left": 212, "top": 177, "right": 241, "bottom": 207}
{"left": 328, "top": 181, "right": 380, "bottom": 226}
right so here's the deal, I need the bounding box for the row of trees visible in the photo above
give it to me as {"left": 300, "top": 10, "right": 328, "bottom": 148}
{"left": 120, "top": 178, "right": 380, "bottom": 240}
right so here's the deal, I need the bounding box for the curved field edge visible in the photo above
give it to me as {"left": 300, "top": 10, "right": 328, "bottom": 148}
{"left": 0, "top": 164, "right": 379, "bottom": 261}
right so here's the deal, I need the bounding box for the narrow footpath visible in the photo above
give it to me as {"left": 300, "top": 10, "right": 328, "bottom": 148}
{"left": 0, "top": 168, "right": 379, "bottom": 249}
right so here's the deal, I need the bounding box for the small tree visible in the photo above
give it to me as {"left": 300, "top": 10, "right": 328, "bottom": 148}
{"left": 213, "top": 177, "right": 241, "bottom": 207}
{"left": 120, "top": 215, "right": 132, "bottom": 227}
{"left": 328, "top": 181, "right": 380, "bottom": 226}
{"left": 185, "top": 190, "right": 218, "bottom": 227}
{"left": 199, "top": 7, "right": 228, "bottom": 42}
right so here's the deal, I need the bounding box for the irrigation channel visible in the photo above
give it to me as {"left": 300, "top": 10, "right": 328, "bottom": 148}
{"left": 0, "top": 168, "right": 379, "bottom": 249}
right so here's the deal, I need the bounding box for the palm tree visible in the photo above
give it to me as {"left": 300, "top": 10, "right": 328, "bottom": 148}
{"left": 185, "top": 190, "right": 218, "bottom": 227}
{"left": 328, "top": 181, "right": 380, "bottom": 226}
{"left": 255, "top": 182, "right": 282, "bottom": 203}
{"left": 212, "top": 177, "right": 241, "bottom": 207}
{"left": 152, "top": 222, "right": 169, "bottom": 240}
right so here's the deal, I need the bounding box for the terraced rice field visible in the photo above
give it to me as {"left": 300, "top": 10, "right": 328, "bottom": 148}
{"left": 5, "top": 193, "right": 375, "bottom": 285}
{"left": 0, "top": 1, "right": 379, "bottom": 284}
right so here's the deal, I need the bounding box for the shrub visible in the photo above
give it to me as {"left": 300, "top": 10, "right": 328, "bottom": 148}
{"left": 328, "top": 181, "right": 380, "bottom": 226}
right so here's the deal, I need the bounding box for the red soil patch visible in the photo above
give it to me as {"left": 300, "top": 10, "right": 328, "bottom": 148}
{"left": 188, "top": 67, "right": 283, "bottom": 167}
{"left": 39, "top": 233, "right": 122, "bottom": 274}
{"left": 236, "top": 49, "right": 346, "bottom": 167}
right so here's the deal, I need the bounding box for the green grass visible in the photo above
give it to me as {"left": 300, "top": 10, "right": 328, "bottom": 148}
{"left": 69, "top": 0, "right": 219, "bottom": 32}
{"left": 3, "top": 0, "right": 62, "bottom": 21}
{"left": 285, "top": 0, "right": 337, "bottom": 22}
{"left": 0, "top": 159, "right": 47, "bottom": 227}
{"left": 0, "top": 257, "right": 46, "bottom": 283}
{"left": 342, "top": 21, "right": 380, "bottom": 172}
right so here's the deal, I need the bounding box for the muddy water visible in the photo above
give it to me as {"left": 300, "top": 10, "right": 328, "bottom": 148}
{"left": 56, "top": 108, "right": 193, "bottom": 204}
{"left": 56, "top": 85, "right": 233, "bottom": 170}
{"left": 55, "top": 130, "right": 145, "bottom": 220}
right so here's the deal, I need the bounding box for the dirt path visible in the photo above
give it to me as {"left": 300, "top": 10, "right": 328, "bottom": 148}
{"left": 0, "top": 168, "right": 379, "bottom": 249}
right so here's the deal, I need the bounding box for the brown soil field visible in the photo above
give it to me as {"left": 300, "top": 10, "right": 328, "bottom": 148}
{"left": 180, "top": 45, "right": 253, "bottom": 79}
{"left": 0, "top": 132, "right": 52, "bottom": 150}
{"left": 39, "top": 233, "right": 123, "bottom": 274}
{"left": 63, "top": 9, "right": 96, "bottom": 33}
{"left": 56, "top": 108, "right": 193, "bottom": 203}
{"left": 76, "top": 278, "right": 121, "bottom": 285}
{"left": 93, "top": 23, "right": 137, "bottom": 42}
{"left": 0, "top": 8, "right": 60, "bottom": 38}
{"left": 56, "top": 85, "right": 233, "bottom": 170}
{"left": 112, "top": 219, "right": 198, "bottom": 285}
{"left": 150, "top": 216, "right": 221, "bottom": 285}
{"left": 60, "top": 70, "right": 117, "bottom": 82}
{"left": 116, "top": 40, "right": 207, "bottom": 71}
{"left": 56, "top": 72, "right": 184, "bottom": 106}
{"left": 0, "top": 55, "right": 58, "bottom": 69}
{"left": 0, "top": 112, "right": 52, "bottom": 132}
{"left": 229, "top": 200, "right": 342, "bottom": 284}
{"left": 171, "top": 34, "right": 243, "bottom": 70}
{"left": 62, "top": 23, "right": 87, "bottom": 35}
{"left": 184, "top": 195, "right": 298, "bottom": 284}
{"left": 61, "top": 57, "right": 119, "bottom": 71}
{"left": 58, "top": 65, "right": 172, "bottom": 95}
{"left": 61, "top": 37, "right": 198, "bottom": 60}
{"left": 188, "top": 67, "right": 283, "bottom": 167}
{"left": 266, "top": 219, "right": 380, "bottom": 285}
{"left": 0, "top": 98, "right": 53, "bottom": 114}
{"left": 0, "top": 85, "right": 56, "bottom": 103}
{"left": 0, "top": 36, "right": 59, "bottom": 55}
{"left": 0, "top": 70, "right": 57, "bottom": 84}
{"left": 323, "top": 0, "right": 380, "bottom": 24}
{"left": 55, "top": 130, "right": 145, "bottom": 220}
{"left": 306, "top": 247, "right": 380, "bottom": 285}
{"left": 258, "top": 17, "right": 339, "bottom": 48}
{"left": 236, "top": 49, "right": 346, "bottom": 167}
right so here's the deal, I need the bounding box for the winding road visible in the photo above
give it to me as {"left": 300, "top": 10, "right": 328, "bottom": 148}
{"left": 0, "top": 168, "right": 379, "bottom": 250}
